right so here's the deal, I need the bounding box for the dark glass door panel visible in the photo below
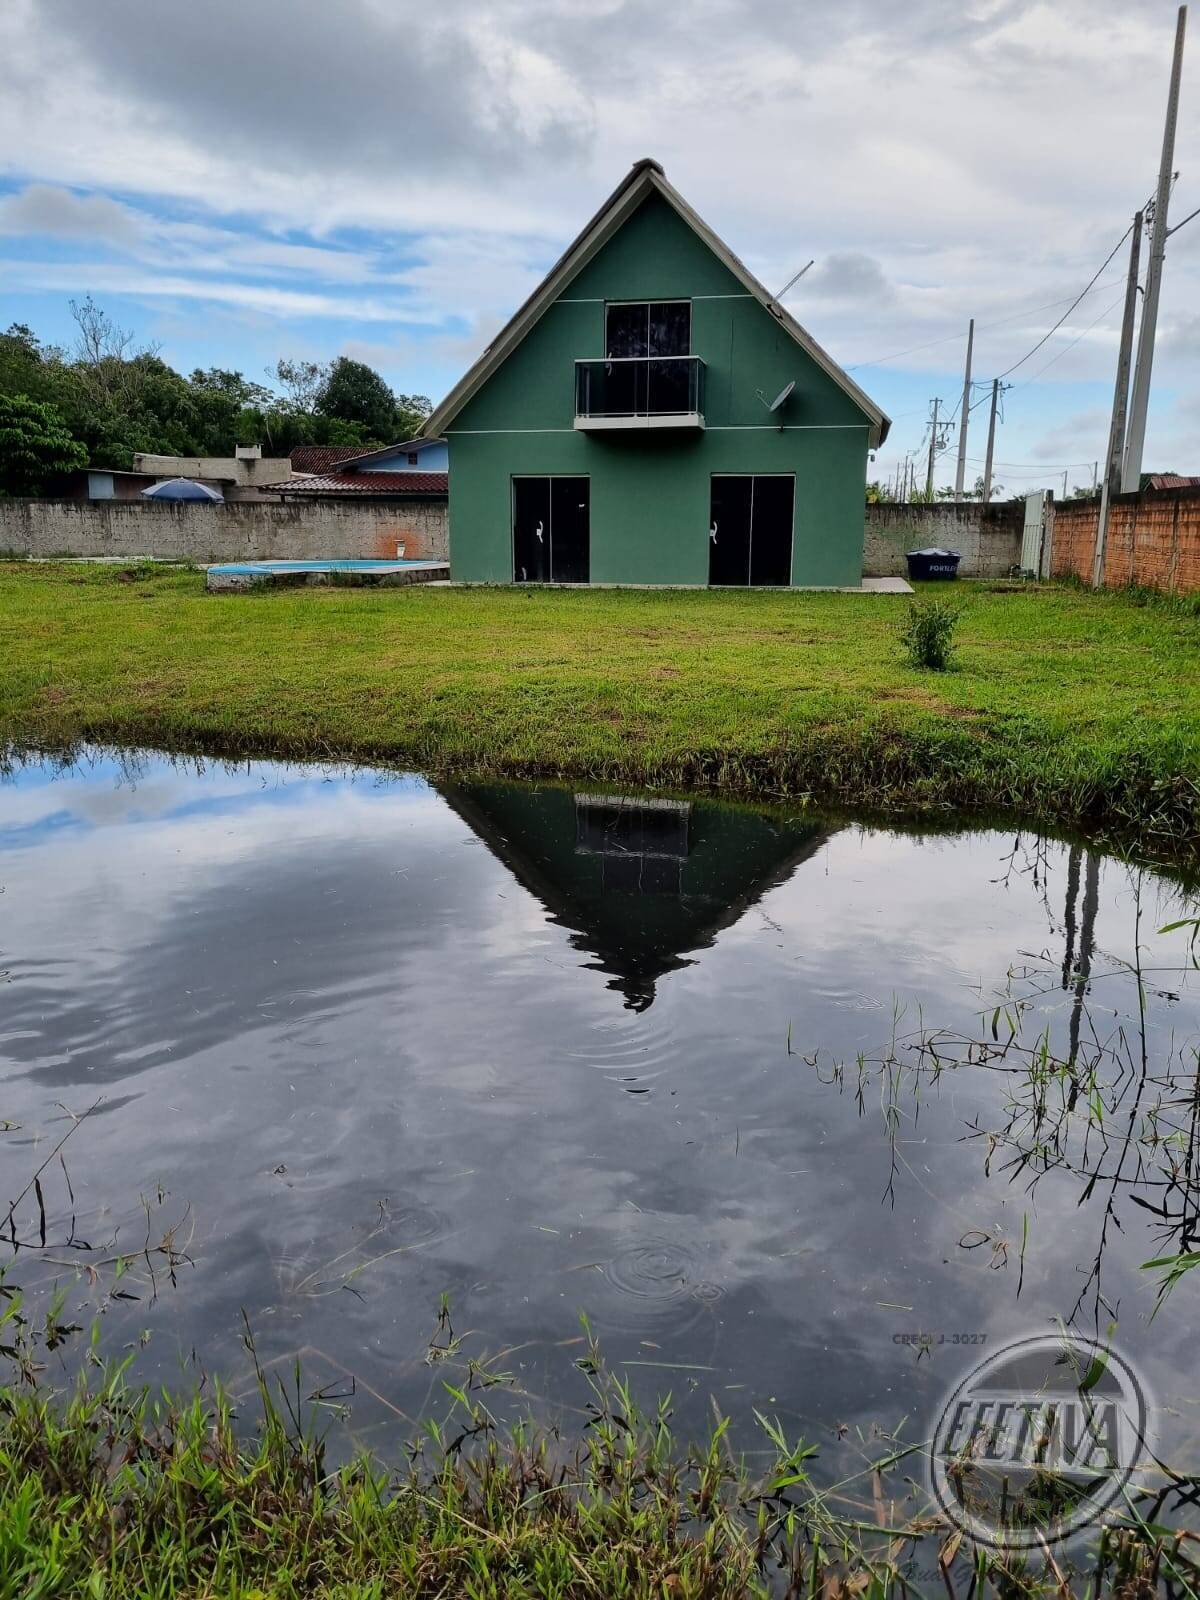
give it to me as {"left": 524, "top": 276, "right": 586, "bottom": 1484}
{"left": 647, "top": 357, "right": 692, "bottom": 414}
{"left": 600, "top": 360, "right": 643, "bottom": 416}
{"left": 605, "top": 303, "right": 648, "bottom": 358}
{"left": 550, "top": 478, "right": 589, "bottom": 583}
{"left": 512, "top": 477, "right": 551, "bottom": 583}
{"left": 648, "top": 301, "right": 690, "bottom": 357}
{"left": 749, "top": 476, "right": 795, "bottom": 586}
{"left": 708, "top": 476, "right": 752, "bottom": 586}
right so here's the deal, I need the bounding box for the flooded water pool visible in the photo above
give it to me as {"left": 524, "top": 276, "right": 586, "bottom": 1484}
{"left": 2, "top": 749, "right": 1199, "bottom": 1489}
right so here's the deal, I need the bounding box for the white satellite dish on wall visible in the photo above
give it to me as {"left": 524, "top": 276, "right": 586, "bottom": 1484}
{"left": 769, "top": 380, "right": 795, "bottom": 413}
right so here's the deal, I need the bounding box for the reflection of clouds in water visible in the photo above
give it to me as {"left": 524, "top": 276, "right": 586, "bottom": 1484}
{"left": 1, "top": 751, "right": 1199, "bottom": 1458}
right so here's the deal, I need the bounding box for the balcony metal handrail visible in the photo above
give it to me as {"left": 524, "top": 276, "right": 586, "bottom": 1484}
{"left": 575, "top": 354, "right": 699, "bottom": 362}
{"left": 575, "top": 354, "right": 705, "bottom": 422}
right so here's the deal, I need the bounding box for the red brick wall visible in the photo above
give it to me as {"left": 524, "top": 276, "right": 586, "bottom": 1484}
{"left": 1050, "top": 488, "right": 1200, "bottom": 591}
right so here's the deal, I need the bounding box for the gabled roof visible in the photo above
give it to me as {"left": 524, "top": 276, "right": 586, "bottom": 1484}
{"left": 425, "top": 159, "right": 890, "bottom": 448}
{"left": 1147, "top": 474, "right": 1200, "bottom": 491}
{"left": 288, "top": 445, "right": 364, "bottom": 474}
{"left": 271, "top": 471, "right": 448, "bottom": 497}
{"left": 334, "top": 435, "right": 445, "bottom": 470}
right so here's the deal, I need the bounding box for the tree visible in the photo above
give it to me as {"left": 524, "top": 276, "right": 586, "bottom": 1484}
{"left": 0, "top": 307, "right": 435, "bottom": 468}
{"left": 394, "top": 389, "right": 433, "bottom": 441}
{"left": 270, "top": 357, "right": 327, "bottom": 415}
{"left": 0, "top": 393, "right": 87, "bottom": 495}
{"left": 69, "top": 295, "right": 160, "bottom": 413}
{"left": 316, "top": 356, "right": 396, "bottom": 441}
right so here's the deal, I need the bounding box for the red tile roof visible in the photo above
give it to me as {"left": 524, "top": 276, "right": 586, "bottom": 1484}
{"left": 288, "top": 445, "right": 364, "bottom": 473}
{"left": 273, "top": 471, "right": 448, "bottom": 496}
{"left": 1147, "top": 474, "right": 1200, "bottom": 490}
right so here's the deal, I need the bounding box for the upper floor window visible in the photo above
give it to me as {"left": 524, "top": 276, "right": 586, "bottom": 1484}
{"left": 605, "top": 301, "right": 690, "bottom": 359}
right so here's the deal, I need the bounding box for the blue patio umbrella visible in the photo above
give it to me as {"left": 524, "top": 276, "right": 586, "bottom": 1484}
{"left": 142, "top": 478, "right": 224, "bottom": 502}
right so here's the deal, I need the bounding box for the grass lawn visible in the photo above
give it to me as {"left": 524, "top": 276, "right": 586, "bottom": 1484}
{"left": 1, "top": 561, "right": 1198, "bottom": 847}
{"left": 0, "top": 1352, "right": 1180, "bottom": 1599}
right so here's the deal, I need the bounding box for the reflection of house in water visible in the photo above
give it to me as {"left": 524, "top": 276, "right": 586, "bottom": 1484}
{"left": 438, "top": 782, "right": 827, "bottom": 1010}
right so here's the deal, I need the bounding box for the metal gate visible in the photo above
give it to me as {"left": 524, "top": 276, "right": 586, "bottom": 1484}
{"left": 1021, "top": 490, "right": 1049, "bottom": 576}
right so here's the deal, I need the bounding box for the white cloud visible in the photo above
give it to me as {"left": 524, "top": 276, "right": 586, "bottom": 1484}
{"left": 0, "top": 0, "right": 1195, "bottom": 469}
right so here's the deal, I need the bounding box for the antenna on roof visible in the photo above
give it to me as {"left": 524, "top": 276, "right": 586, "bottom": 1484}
{"left": 773, "top": 260, "right": 814, "bottom": 301}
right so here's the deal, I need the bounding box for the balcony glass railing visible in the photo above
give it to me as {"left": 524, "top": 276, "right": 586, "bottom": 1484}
{"left": 575, "top": 356, "right": 705, "bottom": 424}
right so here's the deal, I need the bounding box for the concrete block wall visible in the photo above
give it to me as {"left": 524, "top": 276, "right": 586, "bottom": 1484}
{"left": 0, "top": 498, "right": 449, "bottom": 564}
{"left": 862, "top": 502, "right": 1024, "bottom": 578}
{"left": 1051, "top": 488, "right": 1200, "bottom": 592}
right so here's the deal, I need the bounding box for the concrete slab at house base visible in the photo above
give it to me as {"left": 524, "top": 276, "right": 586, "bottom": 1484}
{"left": 206, "top": 559, "right": 448, "bottom": 592}
{"left": 439, "top": 576, "right": 915, "bottom": 593}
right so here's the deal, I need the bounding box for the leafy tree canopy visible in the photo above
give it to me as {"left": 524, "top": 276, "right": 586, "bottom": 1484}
{"left": 0, "top": 393, "right": 87, "bottom": 495}
{"left": 0, "top": 302, "right": 434, "bottom": 490}
{"left": 317, "top": 356, "right": 401, "bottom": 440}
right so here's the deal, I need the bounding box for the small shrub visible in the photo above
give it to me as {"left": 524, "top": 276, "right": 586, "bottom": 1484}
{"left": 899, "top": 595, "right": 959, "bottom": 670}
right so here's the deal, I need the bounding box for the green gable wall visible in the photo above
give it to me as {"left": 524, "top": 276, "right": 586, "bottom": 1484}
{"left": 447, "top": 191, "right": 871, "bottom": 586}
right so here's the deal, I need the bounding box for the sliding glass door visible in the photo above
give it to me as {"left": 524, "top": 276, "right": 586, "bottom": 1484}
{"left": 512, "top": 477, "right": 590, "bottom": 584}
{"left": 708, "top": 475, "right": 794, "bottom": 587}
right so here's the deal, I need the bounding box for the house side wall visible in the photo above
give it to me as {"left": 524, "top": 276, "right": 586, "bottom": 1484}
{"left": 447, "top": 193, "right": 870, "bottom": 586}
{"left": 359, "top": 442, "right": 450, "bottom": 472}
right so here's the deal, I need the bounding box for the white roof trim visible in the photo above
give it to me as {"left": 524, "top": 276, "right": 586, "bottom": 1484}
{"left": 425, "top": 159, "right": 890, "bottom": 449}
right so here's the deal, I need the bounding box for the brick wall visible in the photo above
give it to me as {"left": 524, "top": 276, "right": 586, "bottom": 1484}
{"left": 1050, "top": 487, "right": 1200, "bottom": 591}
{"left": 863, "top": 501, "right": 1024, "bottom": 578}
{"left": 0, "top": 497, "right": 449, "bottom": 564}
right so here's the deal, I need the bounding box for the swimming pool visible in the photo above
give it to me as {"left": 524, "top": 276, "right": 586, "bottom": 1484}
{"left": 206, "top": 558, "right": 448, "bottom": 590}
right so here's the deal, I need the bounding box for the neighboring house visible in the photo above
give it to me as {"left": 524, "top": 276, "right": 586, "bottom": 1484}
{"left": 271, "top": 435, "right": 449, "bottom": 560}
{"left": 131, "top": 445, "right": 292, "bottom": 500}
{"left": 288, "top": 445, "right": 365, "bottom": 474}
{"left": 61, "top": 468, "right": 159, "bottom": 501}
{"left": 272, "top": 435, "right": 448, "bottom": 500}
{"left": 332, "top": 435, "right": 449, "bottom": 474}
{"left": 424, "top": 158, "right": 889, "bottom": 587}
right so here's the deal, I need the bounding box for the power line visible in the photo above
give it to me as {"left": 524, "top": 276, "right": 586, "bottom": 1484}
{"left": 964, "top": 455, "right": 1100, "bottom": 469}
{"left": 1009, "top": 290, "right": 1128, "bottom": 390}
{"left": 995, "top": 225, "right": 1135, "bottom": 380}
{"left": 844, "top": 275, "right": 1124, "bottom": 373}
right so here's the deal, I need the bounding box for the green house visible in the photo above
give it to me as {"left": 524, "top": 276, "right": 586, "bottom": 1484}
{"left": 425, "top": 159, "right": 890, "bottom": 588}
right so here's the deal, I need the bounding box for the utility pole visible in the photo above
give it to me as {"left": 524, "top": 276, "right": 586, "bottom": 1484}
{"left": 1121, "top": 4, "right": 1187, "bottom": 492}
{"left": 1093, "top": 210, "right": 1144, "bottom": 586}
{"left": 954, "top": 319, "right": 974, "bottom": 501}
{"left": 982, "top": 378, "right": 1001, "bottom": 503}
{"left": 925, "top": 398, "right": 941, "bottom": 497}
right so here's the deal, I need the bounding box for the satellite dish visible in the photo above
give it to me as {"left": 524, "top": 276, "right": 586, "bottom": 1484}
{"left": 769, "top": 380, "right": 796, "bottom": 413}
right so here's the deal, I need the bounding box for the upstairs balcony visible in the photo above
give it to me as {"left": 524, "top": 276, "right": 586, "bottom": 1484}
{"left": 574, "top": 355, "right": 706, "bottom": 431}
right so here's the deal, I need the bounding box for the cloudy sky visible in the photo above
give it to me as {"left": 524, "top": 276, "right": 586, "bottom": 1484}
{"left": 0, "top": 0, "right": 1196, "bottom": 488}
